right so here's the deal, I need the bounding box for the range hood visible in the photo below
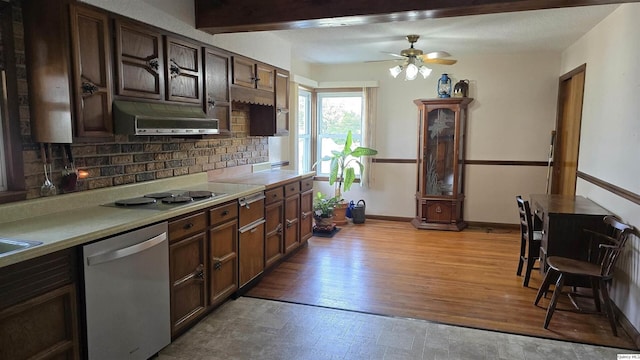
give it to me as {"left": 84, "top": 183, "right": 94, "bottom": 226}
{"left": 113, "top": 100, "right": 219, "bottom": 135}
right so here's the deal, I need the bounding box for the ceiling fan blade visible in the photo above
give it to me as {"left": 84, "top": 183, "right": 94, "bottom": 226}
{"left": 419, "top": 57, "right": 457, "bottom": 65}
{"left": 365, "top": 59, "right": 404, "bottom": 63}
{"left": 381, "top": 52, "right": 407, "bottom": 59}
{"left": 423, "top": 51, "right": 451, "bottom": 59}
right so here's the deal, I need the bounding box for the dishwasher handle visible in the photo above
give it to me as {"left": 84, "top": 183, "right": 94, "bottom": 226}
{"left": 238, "top": 193, "right": 266, "bottom": 209}
{"left": 238, "top": 219, "right": 266, "bottom": 233}
{"left": 86, "top": 232, "right": 168, "bottom": 266}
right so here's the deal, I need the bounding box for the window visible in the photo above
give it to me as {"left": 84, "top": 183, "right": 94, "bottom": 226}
{"left": 316, "top": 90, "right": 364, "bottom": 176}
{"left": 297, "top": 89, "right": 312, "bottom": 172}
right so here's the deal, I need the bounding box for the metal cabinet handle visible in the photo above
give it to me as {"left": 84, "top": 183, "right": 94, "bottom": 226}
{"left": 207, "top": 96, "right": 216, "bottom": 108}
{"left": 194, "top": 264, "right": 205, "bottom": 280}
{"left": 276, "top": 223, "right": 283, "bottom": 234}
{"left": 148, "top": 57, "right": 159, "bottom": 72}
{"left": 81, "top": 81, "right": 99, "bottom": 95}
{"left": 169, "top": 59, "right": 181, "bottom": 78}
{"left": 183, "top": 222, "right": 194, "bottom": 230}
{"left": 435, "top": 206, "right": 442, "bottom": 214}
{"left": 286, "top": 219, "right": 295, "bottom": 228}
{"left": 86, "top": 232, "right": 167, "bottom": 266}
{"left": 212, "top": 257, "right": 222, "bottom": 270}
{"left": 221, "top": 210, "right": 229, "bottom": 216}
{"left": 239, "top": 219, "right": 266, "bottom": 233}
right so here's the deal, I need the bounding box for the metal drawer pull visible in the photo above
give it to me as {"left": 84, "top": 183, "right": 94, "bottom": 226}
{"left": 86, "top": 232, "right": 167, "bottom": 266}
{"left": 238, "top": 219, "right": 266, "bottom": 233}
{"left": 221, "top": 210, "right": 229, "bottom": 216}
{"left": 183, "top": 222, "right": 194, "bottom": 230}
{"left": 238, "top": 193, "right": 266, "bottom": 208}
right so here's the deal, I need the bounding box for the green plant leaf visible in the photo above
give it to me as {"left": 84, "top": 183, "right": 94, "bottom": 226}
{"left": 343, "top": 167, "right": 356, "bottom": 192}
{"left": 344, "top": 130, "right": 353, "bottom": 155}
{"left": 351, "top": 147, "right": 378, "bottom": 157}
{"left": 329, "top": 157, "right": 339, "bottom": 185}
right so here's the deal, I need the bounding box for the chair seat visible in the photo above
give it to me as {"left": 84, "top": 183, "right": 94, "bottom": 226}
{"left": 546, "top": 256, "right": 601, "bottom": 277}
{"left": 533, "top": 230, "right": 543, "bottom": 241}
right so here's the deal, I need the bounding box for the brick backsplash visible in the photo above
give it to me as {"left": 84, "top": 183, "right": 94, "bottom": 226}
{"left": 3, "top": 2, "right": 269, "bottom": 200}
{"left": 22, "top": 104, "right": 268, "bottom": 199}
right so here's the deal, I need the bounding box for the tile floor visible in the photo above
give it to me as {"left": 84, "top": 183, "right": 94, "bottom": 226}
{"left": 158, "top": 297, "right": 636, "bottom": 360}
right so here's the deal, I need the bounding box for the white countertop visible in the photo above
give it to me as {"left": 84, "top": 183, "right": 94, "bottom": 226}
{"left": 0, "top": 173, "right": 264, "bottom": 268}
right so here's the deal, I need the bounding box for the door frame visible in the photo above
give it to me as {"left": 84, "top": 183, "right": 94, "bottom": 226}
{"left": 551, "top": 64, "right": 586, "bottom": 195}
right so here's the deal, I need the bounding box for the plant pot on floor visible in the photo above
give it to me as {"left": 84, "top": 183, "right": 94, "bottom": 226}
{"left": 313, "top": 215, "right": 335, "bottom": 233}
{"left": 332, "top": 202, "right": 349, "bottom": 225}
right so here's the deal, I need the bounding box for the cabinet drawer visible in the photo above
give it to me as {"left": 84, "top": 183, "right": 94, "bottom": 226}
{"left": 169, "top": 212, "right": 207, "bottom": 242}
{"left": 209, "top": 202, "right": 238, "bottom": 226}
{"left": 265, "top": 187, "right": 284, "bottom": 204}
{"left": 284, "top": 181, "right": 300, "bottom": 197}
{"left": 238, "top": 193, "right": 265, "bottom": 229}
{"left": 425, "top": 201, "right": 452, "bottom": 223}
{"left": 300, "top": 177, "right": 313, "bottom": 192}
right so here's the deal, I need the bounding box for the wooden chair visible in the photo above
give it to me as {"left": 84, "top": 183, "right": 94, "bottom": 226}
{"left": 516, "top": 196, "right": 542, "bottom": 287}
{"left": 534, "top": 215, "right": 636, "bottom": 336}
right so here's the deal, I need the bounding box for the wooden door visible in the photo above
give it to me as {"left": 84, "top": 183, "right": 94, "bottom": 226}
{"left": 69, "top": 5, "right": 113, "bottom": 139}
{"left": 284, "top": 194, "right": 300, "bottom": 253}
{"left": 204, "top": 47, "right": 231, "bottom": 135}
{"left": 169, "top": 232, "right": 207, "bottom": 336}
{"left": 256, "top": 63, "right": 275, "bottom": 92}
{"left": 166, "top": 37, "right": 202, "bottom": 104}
{"left": 115, "top": 20, "right": 164, "bottom": 100}
{"left": 275, "top": 69, "right": 290, "bottom": 135}
{"left": 232, "top": 56, "right": 256, "bottom": 89}
{"left": 264, "top": 200, "right": 284, "bottom": 268}
{"left": 239, "top": 222, "right": 265, "bottom": 287}
{"left": 300, "top": 189, "right": 313, "bottom": 242}
{"left": 209, "top": 219, "right": 238, "bottom": 307}
{"left": 552, "top": 65, "right": 585, "bottom": 196}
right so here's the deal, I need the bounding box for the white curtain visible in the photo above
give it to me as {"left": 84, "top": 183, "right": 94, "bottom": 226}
{"left": 362, "top": 86, "right": 378, "bottom": 188}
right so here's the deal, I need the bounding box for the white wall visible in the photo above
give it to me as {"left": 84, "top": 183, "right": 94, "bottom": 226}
{"left": 561, "top": 3, "right": 640, "bottom": 334}
{"left": 309, "top": 52, "right": 560, "bottom": 221}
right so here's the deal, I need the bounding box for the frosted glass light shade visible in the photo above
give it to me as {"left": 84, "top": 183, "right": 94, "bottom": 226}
{"left": 405, "top": 63, "right": 418, "bottom": 80}
{"left": 389, "top": 65, "right": 402, "bottom": 78}
{"left": 419, "top": 66, "right": 432, "bottom": 79}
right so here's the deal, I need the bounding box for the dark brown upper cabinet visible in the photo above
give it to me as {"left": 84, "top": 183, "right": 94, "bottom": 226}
{"left": 69, "top": 4, "right": 113, "bottom": 139}
{"left": 114, "top": 19, "right": 165, "bottom": 100}
{"left": 203, "top": 47, "right": 231, "bottom": 136}
{"left": 165, "top": 37, "right": 202, "bottom": 104}
{"left": 232, "top": 56, "right": 274, "bottom": 92}
{"left": 274, "top": 69, "right": 290, "bottom": 136}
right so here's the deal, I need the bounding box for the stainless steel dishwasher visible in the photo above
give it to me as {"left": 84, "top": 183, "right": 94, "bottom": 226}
{"left": 82, "top": 221, "right": 170, "bottom": 360}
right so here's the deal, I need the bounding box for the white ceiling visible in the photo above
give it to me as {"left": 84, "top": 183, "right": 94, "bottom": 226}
{"left": 265, "top": 5, "right": 619, "bottom": 64}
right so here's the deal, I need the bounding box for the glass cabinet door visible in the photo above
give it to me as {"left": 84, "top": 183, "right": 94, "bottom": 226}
{"left": 425, "top": 108, "right": 455, "bottom": 196}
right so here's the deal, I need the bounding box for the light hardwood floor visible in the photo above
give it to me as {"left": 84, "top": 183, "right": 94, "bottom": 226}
{"left": 246, "top": 219, "right": 637, "bottom": 350}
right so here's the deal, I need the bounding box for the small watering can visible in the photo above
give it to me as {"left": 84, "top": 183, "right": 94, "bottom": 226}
{"left": 351, "top": 200, "right": 366, "bottom": 224}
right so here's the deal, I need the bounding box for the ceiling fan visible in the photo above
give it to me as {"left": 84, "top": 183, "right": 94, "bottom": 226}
{"left": 383, "top": 35, "right": 457, "bottom": 65}
{"left": 377, "top": 35, "right": 457, "bottom": 80}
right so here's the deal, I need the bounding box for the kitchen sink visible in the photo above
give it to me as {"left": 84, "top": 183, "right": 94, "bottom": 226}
{"left": 0, "top": 238, "right": 43, "bottom": 256}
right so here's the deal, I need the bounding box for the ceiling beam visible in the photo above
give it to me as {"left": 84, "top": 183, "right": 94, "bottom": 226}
{"left": 195, "top": 0, "right": 637, "bottom": 34}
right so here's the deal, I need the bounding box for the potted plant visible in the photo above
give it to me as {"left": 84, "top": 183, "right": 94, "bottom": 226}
{"left": 321, "top": 130, "right": 378, "bottom": 224}
{"left": 313, "top": 192, "right": 339, "bottom": 230}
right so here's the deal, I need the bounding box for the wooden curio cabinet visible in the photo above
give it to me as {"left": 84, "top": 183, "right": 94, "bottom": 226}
{"left": 412, "top": 98, "right": 473, "bottom": 231}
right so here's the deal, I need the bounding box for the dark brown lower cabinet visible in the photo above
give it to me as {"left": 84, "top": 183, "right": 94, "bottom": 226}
{"left": 209, "top": 218, "right": 238, "bottom": 307}
{"left": 239, "top": 221, "right": 265, "bottom": 288}
{"left": 169, "top": 218, "right": 208, "bottom": 337}
{"left": 264, "top": 193, "right": 284, "bottom": 268}
{"left": 284, "top": 191, "right": 300, "bottom": 254}
{"left": 299, "top": 176, "right": 314, "bottom": 243}
{"left": 0, "top": 249, "right": 79, "bottom": 360}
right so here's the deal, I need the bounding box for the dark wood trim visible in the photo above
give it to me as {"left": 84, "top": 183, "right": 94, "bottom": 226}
{"left": 366, "top": 214, "right": 413, "bottom": 222}
{"left": 465, "top": 160, "right": 550, "bottom": 166}
{"left": 560, "top": 63, "right": 587, "bottom": 81}
{"left": 371, "top": 158, "right": 416, "bottom": 164}
{"left": 615, "top": 302, "right": 640, "bottom": 350}
{"left": 577, "top": 171, "right": 640, "bottom": 206}
{"left": 195, "top": 0, "right": 637, "bottom": 33}
{"left": 270, "top": 161, "right": 290, "bottom": 169}
{"left": 0, "top": 3, "right": 26, "bottom": 201}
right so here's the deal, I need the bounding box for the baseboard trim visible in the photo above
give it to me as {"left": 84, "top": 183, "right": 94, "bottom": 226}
{"left": 615, "top": 303, "right": 640, "bottom": 349}
{"left": 466, "top": 221, "right": 519, "bottom": 231}
{"left": 366, "top": 215, "right": 413, "bottom": 222}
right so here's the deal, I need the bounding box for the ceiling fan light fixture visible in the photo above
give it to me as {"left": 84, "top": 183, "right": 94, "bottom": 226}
{"left": 389, "top": 65, "right": 403, "bottom": 78}
{"left": 419, "top": 65, "right": 432, "bottom": 79}
{"left": 405, "top": 63, "right": 419, "bottom": 80}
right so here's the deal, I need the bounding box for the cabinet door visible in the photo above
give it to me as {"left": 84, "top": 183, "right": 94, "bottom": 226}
{"left": 0, "top": 284, "right": 79, "bottom": 360}
{"left": 166, "top": 37, "right": 202, "bottom": 104}
{"left": 69, "top": 5, "right": 113, "bottom": 139}
{"left": 209, "top": 219, "right": 238, "bottom": 307}
{"left": 204, "top": 47, "right": 231, "bottom": 136}
{"left": 256, "top": 63, "right": 275, "bottom": 92}
{"left": 284, "top": 194, "right": 300, "bottom": 253}
{"left": 264, "top": 200, "right": 284, "bottom": 268}
{"left": 232, "top": 56, "right": 257, "bottom": 89}
{"left": 300, "top": 189, "right": 314, "bottom": 243}
{"left": 169, "top": 232, "right": 207, "bottom": 336}
{"left": 115, "top": 20, "right": 164, "bottom": 100}
{"left": 274, "top": 69, "right": 289, "bottom": 135}
{"left": 239, "top": 221, "right": 265, "bottom": 288}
